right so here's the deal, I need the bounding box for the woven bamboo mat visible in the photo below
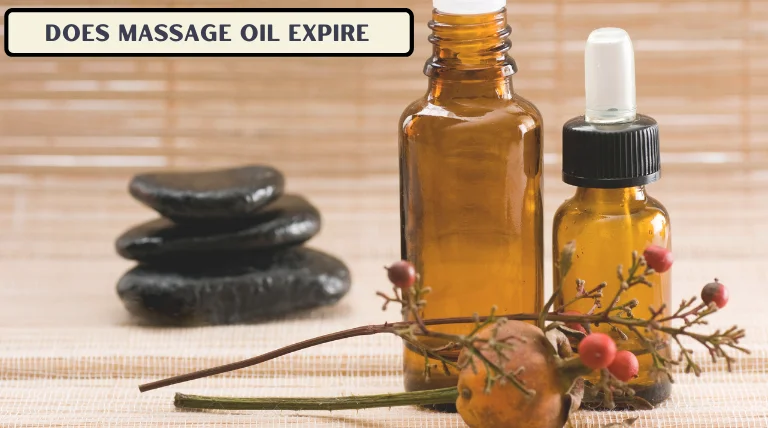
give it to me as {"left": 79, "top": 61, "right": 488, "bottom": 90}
{"left": 1, "top": 0, "right": 768, "bottom": 426}
{"left": 1, "top": 170, "right": 766, "bottom": 427}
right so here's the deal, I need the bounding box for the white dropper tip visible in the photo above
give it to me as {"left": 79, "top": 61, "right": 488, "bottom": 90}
{"left": 584, "top": 28, "right": 637, "bottom": 124}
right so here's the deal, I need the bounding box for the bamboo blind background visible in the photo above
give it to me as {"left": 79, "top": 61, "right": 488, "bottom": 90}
{"left": 1, "top": 0, "right": 768, "bottom": 427}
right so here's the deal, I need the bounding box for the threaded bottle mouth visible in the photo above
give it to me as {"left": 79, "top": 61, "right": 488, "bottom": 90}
{"left": 425, "top": 9, "right": 515, "bottom": 74}
{"left": 427, "top": 11, "right": 510, "bottom": 46}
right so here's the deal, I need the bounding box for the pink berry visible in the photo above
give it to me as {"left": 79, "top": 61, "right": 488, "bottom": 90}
{"left": 643, "top": 245, "right": 674, "bottom": 273}
{"left": 701, "top": 279, "right": 729, "bottom": 309}
{"left": 386, "top": 261, "right": 416, "bottom": 289}
{"left": 560, "top": 310, "right": 587, "bottom": 335}
{"left": 608, "top": 350, "right": 639, "bottom": 382}
{"left": 579, "top": 333, "right": 616, "bottom": 370}
{"left": 578, "top": 333, "right": 617, "bottom": 370}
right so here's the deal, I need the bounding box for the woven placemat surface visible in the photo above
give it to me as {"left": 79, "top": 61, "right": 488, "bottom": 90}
{"left": 1, "top": 171, "right": 766, "bottom": 427}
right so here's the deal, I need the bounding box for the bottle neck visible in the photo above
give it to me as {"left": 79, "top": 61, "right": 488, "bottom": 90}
{"left": 573, "top": 187, "right": 648, "bottom": 205}
{"left": 425, "top": 9, "right": 516, "bottom": 100}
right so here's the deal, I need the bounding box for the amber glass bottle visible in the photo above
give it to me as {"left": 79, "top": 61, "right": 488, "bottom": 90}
{"left": 398, "top": 4, "right": 543, "bottom": 393}
{"left": 553, "top": 186, "right": 672, "bottom": 404}
{"left": 554, "top": 28, "right": 672, "bottom": 404}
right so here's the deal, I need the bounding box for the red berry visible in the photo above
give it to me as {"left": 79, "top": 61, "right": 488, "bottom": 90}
{"left": 578, "top": 333, "right": 617, "bottom": 370}
{"left": 560, "top": 310, "right": 587, "bottom": 334}
{"left": 643, "top": 245, "right": 674, "bottom": 273}
{"left": 701, "top": 279, "right": 729, "bottom": 309}
{"left": 386, "top": 260, "right": 416, "bottom": 289}
{"left": 608, "top": 350, "right": 639, "bottom": 382}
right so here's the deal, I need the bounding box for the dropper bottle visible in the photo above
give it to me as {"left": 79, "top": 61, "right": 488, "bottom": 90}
{"left": 553, "top": 28, "right": 672, "bottom": 405}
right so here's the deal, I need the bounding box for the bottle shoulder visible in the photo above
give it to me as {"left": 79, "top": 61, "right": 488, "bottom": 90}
{"left": 399, "top": 95, "right": 543, "bottom": 133}
{"left": 511, "top": 92, "right": 544, "bottom": 124}
{"left": 553, "top": 191, "right": 671, "bottom": 225}
{"left": 646, "top": 194, "right": 671, "bottom": 218}
{"left": 399, "top": 97, "right": 428, "bottom": 122}
{"left": 553, "top": 191, "right": 672, "bottom": 256}
{"left": 552, "top": 195, "right": 579, "bottom": 225}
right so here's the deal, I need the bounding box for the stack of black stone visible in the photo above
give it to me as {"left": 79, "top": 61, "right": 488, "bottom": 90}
{"left": 115, "top": 165, "right": 351, "bottom": 326}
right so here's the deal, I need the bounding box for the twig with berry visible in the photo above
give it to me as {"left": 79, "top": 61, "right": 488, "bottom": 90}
{"left": 380, "top": 260, "right": 534, "bottom": 395}
{"left": 552, "top": 244, "right": 743, "bottom": 391}
{"left": 139, "top": 242, "right": 748, "bottom": 428}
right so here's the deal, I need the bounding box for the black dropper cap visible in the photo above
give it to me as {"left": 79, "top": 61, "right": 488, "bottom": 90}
{"left": 561, "top": 115, "right": 660, "bottom": 189}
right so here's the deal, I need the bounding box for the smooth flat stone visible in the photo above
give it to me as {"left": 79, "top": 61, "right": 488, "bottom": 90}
{"left": 129, "top": 165, "right": 284, "bottom": 221}
{"left": 115, "top": 195, "right": 320, "bottom": 262}
{"left": 117, "top": 247, "right": 351, "bottom": 325}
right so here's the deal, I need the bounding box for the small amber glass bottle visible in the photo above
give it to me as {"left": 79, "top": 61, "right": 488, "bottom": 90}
{"left": 553, "top": 28, "right": 672, "bottom": 405}
{"left": 398, "top": 0, "right": 544, "bottom": 394}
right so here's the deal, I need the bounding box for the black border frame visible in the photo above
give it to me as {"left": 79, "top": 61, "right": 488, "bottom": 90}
{"left": 4, "top": 8, "right": 415, "bottom": 57}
